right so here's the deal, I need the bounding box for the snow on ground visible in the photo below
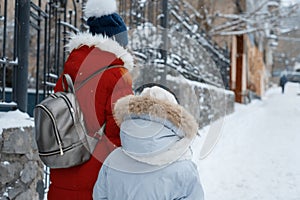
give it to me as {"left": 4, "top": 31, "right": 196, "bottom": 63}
{"left": 0, "top": 109, "right": 34, "bottom": 135}
{"left": 193, "top": 82, "right": 300, "bottom": 200}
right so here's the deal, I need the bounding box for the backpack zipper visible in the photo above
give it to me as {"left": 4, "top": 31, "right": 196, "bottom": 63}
{"left": 60, "top": 93, "right": 75, "bottom": 123}
{"left": 36, "top": 104, "right": 64, "bottom": 155}
{"left": 38, "top": 139, "right": 87, "bottom": 156}
{"left": 52, "top": 93, "right": 75, "bottom": 123}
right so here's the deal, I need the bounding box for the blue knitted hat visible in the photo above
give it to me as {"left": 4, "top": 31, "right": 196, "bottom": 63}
{"left": 85, "top": 0, "right": 128, "bottom": 47}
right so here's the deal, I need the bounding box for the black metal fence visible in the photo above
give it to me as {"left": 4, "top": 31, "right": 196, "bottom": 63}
{"left": 1, "top": 0, "right": 20, "bottom": 111}
{"left": 29, "top": 0, "right": 86, "bottom": 103}
{"left": 0, "top": 0, "right": 86, "bottom": 114}
{"left": 0, "top": 0, "right": 230, "bottom": 115}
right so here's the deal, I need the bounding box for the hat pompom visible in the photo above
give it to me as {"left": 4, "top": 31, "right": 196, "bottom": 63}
{"left": 85, "top": 0, "right": 117, "bottom": 18}
{"left": 140, "top": 86, "right": 178, "bottom": 105}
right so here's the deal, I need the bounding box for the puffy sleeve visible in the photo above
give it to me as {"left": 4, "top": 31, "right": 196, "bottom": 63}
{"left": 93, "top": 165, "right": 109, "bottom": 200}
{"left": 184, "top": 170, "right": 205, "bottom": 199}
{"left": 175, "top": 162, "right": 205, "bottom": 200}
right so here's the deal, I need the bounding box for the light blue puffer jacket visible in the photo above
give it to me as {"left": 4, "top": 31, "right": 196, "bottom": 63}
{"left": 93, "top": 87, "right": 204, "bottom": 200}
{"left": 93, "top": 148, "right": 204, "bottom": 200}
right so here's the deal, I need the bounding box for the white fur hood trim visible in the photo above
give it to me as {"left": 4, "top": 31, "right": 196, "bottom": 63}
{"left": 114, "top": 95, "right": 198, "bottom": 139}
{"left": 84, "top": 0, "right": 117, "bottom": 18}
{"left": 66, "top": 32, "right": 134, "bottom": 71}
{"left": 114, "top": 95, "right": 198, "bottom": 166}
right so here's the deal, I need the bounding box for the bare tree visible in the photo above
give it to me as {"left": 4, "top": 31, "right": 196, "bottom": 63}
{"left": 205, "top": 1, "right": 299, "bottom": 37}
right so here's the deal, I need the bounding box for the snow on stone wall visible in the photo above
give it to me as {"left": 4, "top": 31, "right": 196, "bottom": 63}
{"left": 132, "top": 68, "right": 235, "bottom": 128}
{"left": 166, "top": 75, "right": 235, "bottom": 128}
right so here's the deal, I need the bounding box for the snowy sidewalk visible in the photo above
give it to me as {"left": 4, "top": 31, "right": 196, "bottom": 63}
{"left": 195, "top": 83, "right": 300, "bottom": 200}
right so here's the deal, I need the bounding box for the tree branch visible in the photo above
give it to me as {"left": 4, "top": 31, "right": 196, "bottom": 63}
{"left": 209, "top": 3, "right": 299, "bottom": 36}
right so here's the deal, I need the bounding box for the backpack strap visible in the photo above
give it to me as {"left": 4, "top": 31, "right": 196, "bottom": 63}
{"left": 62, "top": 65, "right": 122, "bottom": 139}
{"left": 62, "top": 74, "right": 75, "bottom": 93}
{"left": 94, "top": 122, "right": 106, "bottom": 139}
{"left": 75, "top": 65, "right": 123, "bottom": 91}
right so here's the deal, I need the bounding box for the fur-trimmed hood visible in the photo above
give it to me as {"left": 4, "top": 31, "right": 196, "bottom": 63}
{"left": 114, "top": 95, "right": 198, "bottom": 138}
{"left": 113, "top": 94, "right": 198, "bottom": 166}
{"left": 66, "top": 32, "right": 134, "bottom": 71}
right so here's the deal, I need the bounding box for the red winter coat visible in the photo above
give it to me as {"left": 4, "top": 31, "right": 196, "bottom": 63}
{"left": 47, "top": 33, "right": 134, "bottom": 200}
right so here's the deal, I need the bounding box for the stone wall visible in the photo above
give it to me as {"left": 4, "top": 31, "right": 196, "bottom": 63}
{"left": 166, "top": 77, "right": 235, "bottom": 128}
{"left": 133, "top": 67, "right": 235, "bottom": 128}
{"left": 0, "top": 127, "right": 44, "bottom": 200}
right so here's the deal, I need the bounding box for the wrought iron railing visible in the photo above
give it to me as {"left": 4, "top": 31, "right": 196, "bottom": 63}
{"left": 0, "top": 0, "right": 18, "bottom": 110}
{"left": 0, "top": 0, "right": 86, "bottom": 114}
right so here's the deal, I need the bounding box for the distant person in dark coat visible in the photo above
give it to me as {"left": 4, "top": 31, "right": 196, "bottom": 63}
{"left": 279, "top": 74, "right": 288, "bottom": 94}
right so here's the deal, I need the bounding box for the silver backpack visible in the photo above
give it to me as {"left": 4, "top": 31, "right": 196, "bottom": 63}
{"left": 34, "top": 73, "right": 105, "bottom": 168}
